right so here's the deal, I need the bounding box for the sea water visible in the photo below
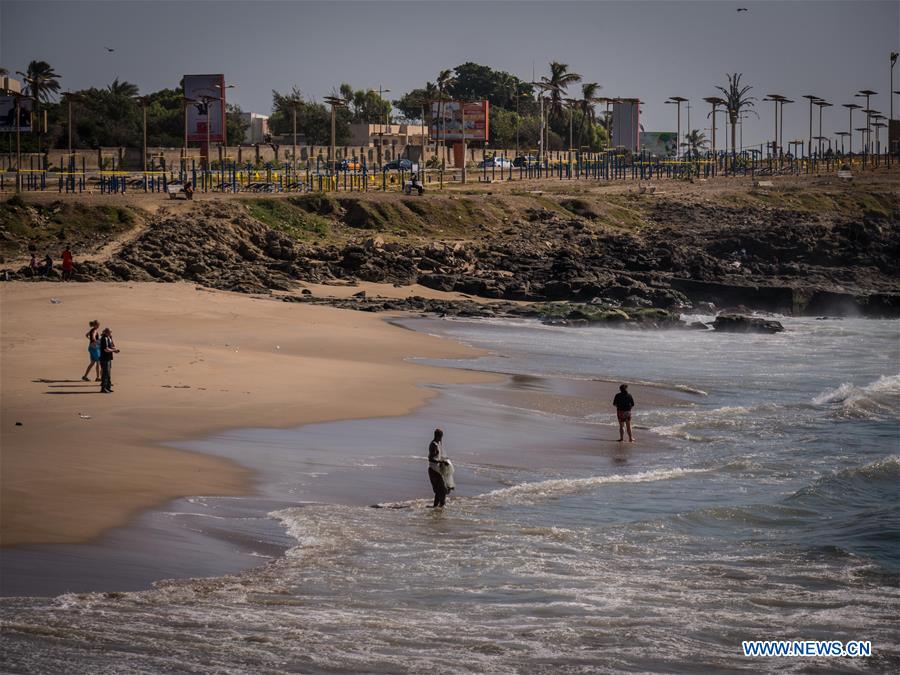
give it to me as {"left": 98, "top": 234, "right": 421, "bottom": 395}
{"left": 2, "top": 316, "right": 898, "bottom": 673}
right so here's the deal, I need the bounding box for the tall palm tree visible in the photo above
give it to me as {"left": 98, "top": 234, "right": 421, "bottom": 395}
{"left": 20, "top": 61, "right": 61, "bottom": 155}
{"left": 23, "top": 60, "right": 61, "bottom": 103}
{"left": 541, "top": 61, "right": 581, "bottom": 119}
{"left": 436, "top": 69, "right": 456, "bottom": 165}
{"left": 715, "top": 73, "right": 756, "bottom": 158}
{"left": 576, "top": 82, "right": 602, "bottom": 147}
{"left": 682, "top": 129, "right": 709, "bottom": 158}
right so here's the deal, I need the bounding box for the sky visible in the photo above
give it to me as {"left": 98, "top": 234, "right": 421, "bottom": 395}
{"left": 2, "top": 0, "right": 898, "bottom": 150}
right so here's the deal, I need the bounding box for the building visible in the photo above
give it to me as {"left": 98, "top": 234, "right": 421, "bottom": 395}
{"left": 349, "top": 123, "right": 427, "bottom": 148}
{"left": 239, "top": 112, "right": 270, "bottom": 144}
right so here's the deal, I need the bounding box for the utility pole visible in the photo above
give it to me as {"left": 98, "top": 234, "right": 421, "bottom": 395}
{"left": 460, "top": 100, "right": 467, "bottom": 184}
{"left": 324, "top": 95, "right": 346, "bottom": 178}
{"left": 214, "top": 82, "right": 234, "bottom": 169}
{"left": 666, "top": 97, "right": 687, "bottom": 159}
{"left": 703, "top": 97, "right": 725, "bottom": 158}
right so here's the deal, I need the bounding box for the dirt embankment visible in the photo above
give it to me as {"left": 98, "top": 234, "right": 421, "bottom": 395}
{"left": 1, "top": 177, "right": 898, "bottom": 317}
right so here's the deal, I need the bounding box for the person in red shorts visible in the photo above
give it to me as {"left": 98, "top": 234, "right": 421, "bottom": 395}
{"left": 613, "top": 384, "right": 635, "bottom": 442}
{"left": 61, "top": 246, "right": 74, "bottom": 281}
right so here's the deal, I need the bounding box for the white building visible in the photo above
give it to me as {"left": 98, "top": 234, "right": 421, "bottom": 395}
{"left": 239, "top": 112, "right": 270, "bottom": 144}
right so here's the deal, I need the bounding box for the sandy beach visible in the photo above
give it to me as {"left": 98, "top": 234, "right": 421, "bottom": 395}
{"left": 0, "top": 281, "right": 495, "bottom": 547}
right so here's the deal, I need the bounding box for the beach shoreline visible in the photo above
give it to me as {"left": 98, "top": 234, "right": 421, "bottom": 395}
{"left": 0, "top": 281, "right": 497, "bottom": 548}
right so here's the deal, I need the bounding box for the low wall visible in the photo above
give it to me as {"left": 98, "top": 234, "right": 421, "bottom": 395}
{"left": 1, "top": 144, "right": 561, "bottom": 171}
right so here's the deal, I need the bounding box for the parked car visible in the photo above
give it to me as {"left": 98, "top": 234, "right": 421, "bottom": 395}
{"left": 383, "top": 158, "right": 415, "bottom": 171}
{"left": 479, "top": 157, "right": 512, "bottom": 169}
{"left": 334, "top": 158, "right": 362, "bottom": 172}
{"left": 513, "top": 155, "right": 539, "bottom": 167}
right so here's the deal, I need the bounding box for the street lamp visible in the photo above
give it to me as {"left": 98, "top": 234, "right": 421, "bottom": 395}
{"left": 133, "top": 95, "right": 153, "bottom": 174}
{"left": 666, "top": 96, "right": 688, "bottom": 159}
{"left": 61, "top": 91, "right": 83, "bottom": 170}
{"left": 842, "top": 103, "right": 861, "bottom": 156}
{"left": 834, "top": 131, "right": 849, "bottom": 155}
{"left": 213, "top": 83, "right": 234, "bottom": 168}
{"left": 703, "top": 96, "right": 726, "bottom": 157}
{"left": 285, "top": 99, "right": 303, "bottom": 177}
{"left": 323, "top": 95, "right": 347, "bottom": 177}
{"left": 763, "top": 94, "right": 786, "bottom": 158}
{"left": 813, "top": 100, "right": 832, "bottom": 157}
{"left": 368, "top": 87, "right": 391, "bottom": 167}
{"left": 855, "top": 90, "right": 877, "bottom": 155}
{"left": 1, "top": 88, "right": 31, "bottom": 192}
{"left": 802, "top": 94, "right": 820, "bottom": 158}
{"left": 182, "top": 96, "right": 196, "bottom": 169}
{"left": 890, "top": 52, "right": 897, "bottom": 122}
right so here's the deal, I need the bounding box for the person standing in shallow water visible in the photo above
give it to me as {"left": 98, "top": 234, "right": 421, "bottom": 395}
{"left": 428, "top": 428, "right": 451, "bottom": 508}
{"left": 614, "top": 384, "right": 635, "bottom": 442}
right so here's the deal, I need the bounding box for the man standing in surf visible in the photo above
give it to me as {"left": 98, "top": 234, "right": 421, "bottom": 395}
{"left": 614, "top": 384, "right": 635, "bottom": 442}
{"left": 427, "top": 428, "right": 453, "bottom": 508}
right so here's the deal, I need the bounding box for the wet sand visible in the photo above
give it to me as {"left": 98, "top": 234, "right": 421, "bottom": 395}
{"left": 0, "top": 282, "right": 494, "bottom": 548}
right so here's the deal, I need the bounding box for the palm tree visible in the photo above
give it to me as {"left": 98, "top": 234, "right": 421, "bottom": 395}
{"left": 19, "top": 61, "right": 61, "bottom": 156}
{"left": 436, "top": 69, "right": 455, "bottom": 166}
{"left": 576, "top": 82, "right": 602, "bottom": 147}
{"left": 682, "top": 129, "right": 709, "bottom": 158}
{"left": 22, "top": 60, "right": 61, "bottom": 103}
{"left": 541, "top": 62, "right": 581, "bottom": 119}
{"left": 715, "top": 73, "right": 756, "bottom": 159}
{"left": 107, "top": 78, "right": 139, "bottom": 98}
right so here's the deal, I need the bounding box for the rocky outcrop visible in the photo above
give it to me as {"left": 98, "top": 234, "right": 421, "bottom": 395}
{"left": 712, "top": 314, "right": 785, "bottom": 334}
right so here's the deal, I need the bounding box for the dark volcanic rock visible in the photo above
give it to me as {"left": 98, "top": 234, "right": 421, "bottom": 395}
{"left": 712, "top": 314, "right": 785, "bottom": 334}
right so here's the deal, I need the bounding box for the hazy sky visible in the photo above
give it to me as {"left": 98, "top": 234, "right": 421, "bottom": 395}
{"left": 2, "top": 0, "right": 898, "bottom": 149}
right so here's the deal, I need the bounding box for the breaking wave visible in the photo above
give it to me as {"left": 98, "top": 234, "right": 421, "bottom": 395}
{"left": 812, "top": 373, "right": 900, "bottom": 419}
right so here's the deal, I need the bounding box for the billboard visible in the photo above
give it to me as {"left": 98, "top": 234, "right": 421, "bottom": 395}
{"left": 184, "top": 74, "right": 226, "bottom": 143}
{"left": 0, "top": 95, "right": 32, "bottom": 133}
{"left": 429, "top": 100, "right": 489, "bottom": 142}
{"left": 640, "top": 132, "right": 677, "bottom": 158}
{"left": 611, "top": 99, "right": 640, "bottom": 152}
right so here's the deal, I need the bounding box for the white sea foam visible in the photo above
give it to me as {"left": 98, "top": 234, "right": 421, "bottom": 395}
{"left": 478, "top": 467, "right": 708, "bottom": 503}
{"left": 812, "top": 373, "right": 900, "bottom": 419}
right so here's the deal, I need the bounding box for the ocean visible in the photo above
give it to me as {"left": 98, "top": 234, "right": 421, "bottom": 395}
{"left": 2, "top": 315, "right": 898, "bottom": 673}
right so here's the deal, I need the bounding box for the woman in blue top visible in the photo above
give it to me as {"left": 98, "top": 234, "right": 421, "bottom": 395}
{"left": 81, "top": 320, "right": 101, "bottom": 382}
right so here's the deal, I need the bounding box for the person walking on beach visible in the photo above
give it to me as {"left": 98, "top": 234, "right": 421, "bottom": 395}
{"left": 614, "top": 384, "right": 635, "bottom": 442}
{"left": 98, "top": 327, "right": 119, "bottom": 393}
{"left": 82, "top": 320, "right": 102, "bottom": 382}
{"left": 428, "top": 428, "right": 454, "bottom": 508}
{"left": 61, "top": 246, "right": 73, "bottom": 281}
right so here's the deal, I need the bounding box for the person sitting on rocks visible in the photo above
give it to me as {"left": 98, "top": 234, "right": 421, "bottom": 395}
{"left": 42, "top": 253, "right": 53, "bottom": 277}
{"left": 184, "top": 181, "right": 194, "bottom": 200}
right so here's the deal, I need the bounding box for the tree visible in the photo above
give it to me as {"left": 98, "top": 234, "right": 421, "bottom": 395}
{"left": 715, "top": 73, "right": 756, "bottom": 158}
{"left": 107, "top": 78, "right": 139, "bottom": 98}
{"left": 23, "top": 60, "right": 61, "bottom": 103}
{"left": 576, "top": 82, "right": 601, "bottom": 148}
{"left": 682, "top": 129, "right": 708, "bottom": 158}
{"left": 270, "top": 88, "right": 350, "bottom": 146}
{"left": 541, "top": 61, "right": 581, "bottom": 119}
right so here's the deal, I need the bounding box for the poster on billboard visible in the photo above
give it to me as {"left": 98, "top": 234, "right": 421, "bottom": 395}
{"left": 640, "top": 132, "right": 677, "bottom": 158}
{"left": 0, "top": 95, "right": 33, "bottom": 133}
{"left": 184, "top": 74, "right": 226, "bottom": 143}
{"left": 611, "top": 99, "right": 640, "bottom": 152}
{"left": 429, "top": 100, "right": 489, "bottom": 142}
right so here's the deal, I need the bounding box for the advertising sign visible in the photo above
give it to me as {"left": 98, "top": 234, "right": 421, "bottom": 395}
{"left": 640, "top": 131, "right": 677, "bottom": 158}
{"left": 0, "top": 95, "right": 33, "bottom": 132}
{"left": 611, "top": 99, "right": 640, "bottom": 152}
{"left": 184, "top": 74, "right": 226, "bottom": 143}
{"left": 429, "top": 100, "right": 489, "bottom": 142}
